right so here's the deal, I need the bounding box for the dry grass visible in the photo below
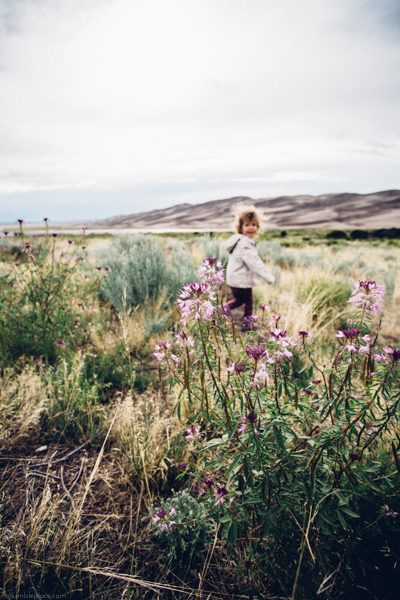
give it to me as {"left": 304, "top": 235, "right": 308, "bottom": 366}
{"left": 0, "top": 366, "right": 49, "bottom": 448}
{"left": 112, "top": 392, "right": 179, "bottom": 478}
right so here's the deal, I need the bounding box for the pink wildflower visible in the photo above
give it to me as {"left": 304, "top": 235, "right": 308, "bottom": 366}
{"left": 214, "top": 484, "right": 228, "bottom": 507}
{"left": 348, "top": 280, "right": 385, "bottom": 315}
{"left": 237, "top": 416, "right": 247, "bottom": 435}
{"left": 197, "top": 258, "right": 225, "bottom": 288}
{"left": 252, "top": 363, "right": 269, "bottom": 386}
{"left": 177, "top": 282, "right": 216, "bottom": 323}
{"left": 176, "top": 331, "right": 195, "bottom": 348}
{"left": 227, "top": 362, "right": 245, "bottom": 374}
{"left": 246, "top": 346, "right": 267, "bottom": 360}
{"left": 185, "top": 425, "right": 200, "bottom": 440}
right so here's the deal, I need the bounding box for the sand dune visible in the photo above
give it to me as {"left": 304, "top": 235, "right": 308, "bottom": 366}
{"left": 91, "top": 190, "right": 400, "bottom": 230}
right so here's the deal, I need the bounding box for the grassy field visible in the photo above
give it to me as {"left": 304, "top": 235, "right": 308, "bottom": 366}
{"left": 0, "top": 230, "right": 399, "bottom": 599}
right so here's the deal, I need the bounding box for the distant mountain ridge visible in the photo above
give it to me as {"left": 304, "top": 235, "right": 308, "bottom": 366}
{"left": 92, "top": 190, "right": 400, "bottom": 230}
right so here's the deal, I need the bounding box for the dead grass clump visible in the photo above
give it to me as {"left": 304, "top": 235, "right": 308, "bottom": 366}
{"left": 111, "top": 391, "right": 181, "bottom": 484}
{"left": 0, "top": 366, "right": 49, "bottom": 448}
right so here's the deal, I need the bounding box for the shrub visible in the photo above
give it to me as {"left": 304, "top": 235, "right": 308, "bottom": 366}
{"left": 350, "top": 229, "right": 369, "bottom": 240}
{"left": 257, "top": 240, "right": 296, "bottom": 269}
{"left": 0, "top": 237, "right": 95, "bottom": 364}
{"left": 100, "top": 235, "right": 195, "bottom": 312}
{"left": 149, "top": 490, "right": 215, "bottom": 571}
{"left": 45, "top": 355, "right": 105, "bottom": 443}
{"left": 326, "top": 230, "right": 348, "bottom": 240}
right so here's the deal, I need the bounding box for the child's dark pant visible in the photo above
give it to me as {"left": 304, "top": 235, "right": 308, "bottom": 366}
{"left": 227, "top": 287, "right": 253, "bottom": 317}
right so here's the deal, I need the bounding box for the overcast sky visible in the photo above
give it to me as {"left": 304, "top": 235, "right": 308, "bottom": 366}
{"left": 0, "top": 0, "right": 399, "bottom": 223}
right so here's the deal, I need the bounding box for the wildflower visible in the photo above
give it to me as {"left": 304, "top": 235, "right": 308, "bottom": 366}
{"left": 204, "top": 476, "right": 214, "bottom": 487}
{"left": 242, "top": 315, "right": 258, "bottom": 331}
{"left": 227, "top": 362, "right": 245, "bottom": 374}
{"left": 43, "top": 217, "right": 48, "bottom": 223}
{"left": 3, "top": 231, "right": 9, "bottom": 236}
{"left": 176, "top": 331, "right": 195, "bottom": 347}
{"left": 270, "top": 329, "right": 297, "bottom": 359}
{"left": 56, "top": 339, "right": 66, "bottom": 348}
{"left": 336, "top": 328, "right": 360, "bottom": 340}
{"left": 170, "top": 353, "right": 180, "bottom": 365}
{"left": 383, "top": 504, "right": 399, "bottom": 519}
{"left": 152, "top": 508, "right": 167, "bottom": 522}
{"left": 185, "top": 425, "right": 200, "bottom": 440}
{"left": 237, "top": 416, "right": 247, "bottom": 435}
{"left": 358, "top": 345, "right": 370, "bottom": 356}
{"left": 382, "top": 346, "right": 400, "bottom": 362}
{"left": 238, "top": 412, "right": 259, "bottom": 434}
{"left": 51, "top": 233, "right": 58, "bottom": 238}
{"left": 177, "top": 282, "right": 216, "bottom": 323}
{"left": 252, "top": 363, "right": 269, "bottom": 386}
{"left": 197, "top": 258, "right": 225, "bottom": 287}
{"left": 259, "top": 303, "right": 270, "bottom": 311}
{"left": 155, "top": 341, "right": 171, "bottom": 351}
{"left": 270, "top": 328, "right": 287, "bottom": 341}
{"left": 348, "top": 280, "right": 385, "bottom": 315}
{"left": 272, "top": 314, "right": 281, "bottom": 325}
{"left": 153, "top": 341, "right": 172, "bottom": 361}
{"left": 373, "top": 352, "right": 387, "bottom": 362}
{"left": 246, "top": 346, "right": 267, "bottom": 360}
{"left": 214, "top": 484, "right": 228, "bottom": 507}
{"left": 299, "top": 330, "right": 310, "bottom": 339}
{"left": 221, "top": 303, "right": 232, "bottom": 317}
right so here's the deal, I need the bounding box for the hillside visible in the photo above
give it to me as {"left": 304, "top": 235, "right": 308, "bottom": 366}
{"left": 92, "top": 190, "right": 400, "bottom": 230}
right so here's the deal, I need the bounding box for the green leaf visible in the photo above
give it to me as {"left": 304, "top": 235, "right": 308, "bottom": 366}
{"left": 273, "top": 425, "right": 285, "bottom": 450}
{"left": 227, "top": 521, "right": 238, "bottom": 545}
{"left": 340, "top": 507, "right": 360, "bottom": 518}
{"left": 336, "top": 509, "right": 347, "bottom": 529}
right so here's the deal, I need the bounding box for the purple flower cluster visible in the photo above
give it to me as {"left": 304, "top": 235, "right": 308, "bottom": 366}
{"left": 185, "top": 425, "right": 201, "bottom": 440}
{"left": 152, "top": 507, "right": 177, "bottom": 531}
{"left": 197, "top": 257, "right": 225, "bottom": 287}
{"left": 237, "top": 412, "right": 259, "bottom": 435}
{"left": 227, "top": 362, "right": 245, "bottom": 374}
{"left": 246, "top": 346, "right": 267, "bottom": 360}
{"left": 177, "top": 282, "right": 216, "bottom": 324}
{"left": 348, "top": 280, "right": 385, "bottom": 315}
{"left": 374, "top": 346, "right": 400, "bottom": 363}
{"left": 177, "top": 258, "right": 225, "bottom": 325}
{"left": 336, "top": 329, "right": 370, "bottom": 355}
{"left": 269, "top": 328, "right": 297, "bottom": 361}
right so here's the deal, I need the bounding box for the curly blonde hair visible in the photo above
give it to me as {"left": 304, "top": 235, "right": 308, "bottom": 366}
{"left": 234, "top": 204, "right": 262, "bottom": 233}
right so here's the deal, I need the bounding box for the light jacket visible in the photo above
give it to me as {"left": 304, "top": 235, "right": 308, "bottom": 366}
{"left": 225, "top": 234, "right": 275, "bottom": 288}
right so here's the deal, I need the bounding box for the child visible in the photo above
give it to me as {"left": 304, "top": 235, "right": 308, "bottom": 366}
{"left": 224, "top": 206, "right": 275, "bottom": 330}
